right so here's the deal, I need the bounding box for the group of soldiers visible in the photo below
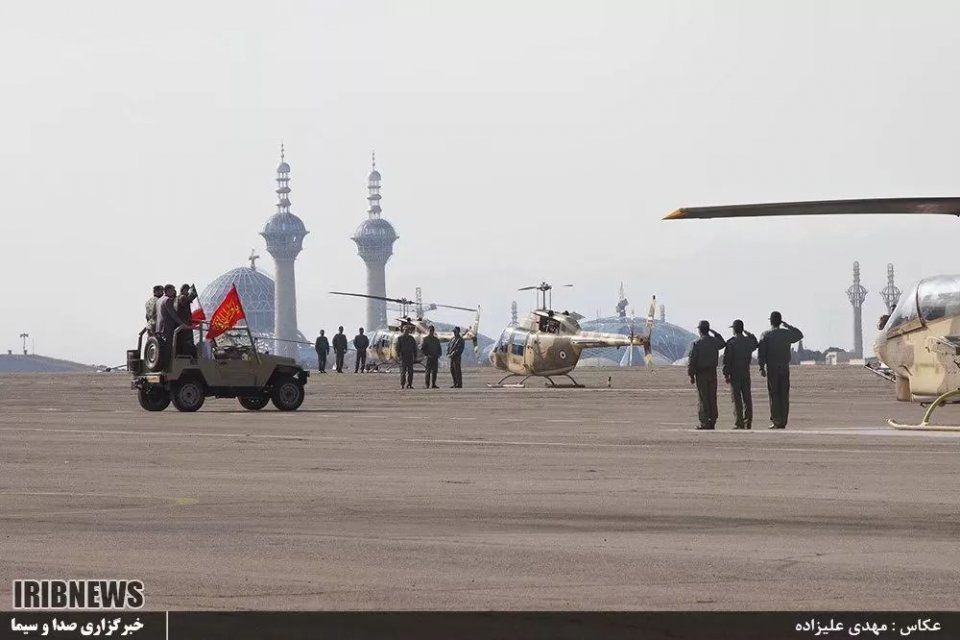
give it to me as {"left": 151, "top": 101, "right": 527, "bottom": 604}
{"left": 144, "top": 284, "right": 198, "bottom": 360}
{"left": 314, "top": 324, "right": 466, "bottom": 389}
{"left": 686, "top": 311, "right": 803, "bottom": 430}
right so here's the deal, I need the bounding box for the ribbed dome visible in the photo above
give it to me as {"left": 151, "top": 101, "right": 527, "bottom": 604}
{"left": 352, "top": 217, "right": 397, "bottom": 241}
{"left": 277, "top": 161, "right": 291, "bottom": 173}
{"left": 199, "top": 266, "right": 276, "bottom": 336}
{"left": 579, "top": 316, "right": 698, "bottom": 364}
{"left": 368, "top": 169, "right": 381, "bottom": 181}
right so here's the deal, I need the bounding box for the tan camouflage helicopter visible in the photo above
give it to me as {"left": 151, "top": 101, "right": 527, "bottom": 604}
{"left": 330, "top": 290, "right": 480, "bottom": 369}
{"left": 489, "top": 282, "right": 657, "bottom": 387}
{"left": 665, "top": 196, "right": 960, "bottom": 430}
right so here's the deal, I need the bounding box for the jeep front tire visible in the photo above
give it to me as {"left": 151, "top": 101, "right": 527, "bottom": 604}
{"left": 271, "top": 378, "right": 304, "bottom": 411}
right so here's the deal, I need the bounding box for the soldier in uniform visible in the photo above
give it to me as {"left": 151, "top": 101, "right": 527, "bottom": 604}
{"left": 175, "top": 284, "right": 198, "bottom": 358}
{"left": 145, "top": 285, "right": 163, "bottom": 334}
{"left": 332, "top": 326, "right": 348, "bottom": 373}
{"left": 758, "top": 311, "right": 804, "bottom": 429}
{"left": 397, "top": 324, "right": 418, "bottom": 389}
{"left": 421, "top": 325, "right": 442, "bottom": 389}
{"left": 315, "top": 330, "right": 329, "bottom": 373}
{"left": 723, "top": 319, "right": 759, "bottom": 429}
{"left": 687, "top": 320, "right": 726, "bottom": 430}
{"left": 353, "top": 328, "right": 370, "bottom": 373}
{"left": 447, "top": 326, "right": 465, "bottom": 388}
{"left": 156, "top": 284, "right": 189, "bottom": 362}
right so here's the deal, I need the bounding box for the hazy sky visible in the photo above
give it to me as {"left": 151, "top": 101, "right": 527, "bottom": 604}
{"left": 4, "top": 1, "right": 960, "bottom": 364}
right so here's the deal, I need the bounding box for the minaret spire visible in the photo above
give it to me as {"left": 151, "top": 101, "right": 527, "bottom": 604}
{"left": 847, "top": 261, "right": 868, "bottom": 359}
{"left": 276, "top": 144, "right": 292, "bottom": 215}
{"left": 367, "top": 151, "right": 382, "bottom": 219}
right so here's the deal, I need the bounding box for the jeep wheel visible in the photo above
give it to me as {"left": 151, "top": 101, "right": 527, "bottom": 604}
{"left": 271, "top": 378, "right": 304, "bottom": 411}
{"left": 172, "top": 380, "right": 205, "bottom": 412}
{"left": 137, "top": 386, "right": 170, "bottom": 411}
{"left": 238, "top": 395, "right": 270, "bottom": 411}
{"left": 144, "top": 336, "right": 163, "bottom": 372}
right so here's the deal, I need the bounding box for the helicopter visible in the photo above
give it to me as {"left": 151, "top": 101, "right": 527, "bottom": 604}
{"left": 330, "top": 290, "right": 480, "bottom": 369}
{"left": 664, "top": 196, "right": 960, "bottom": 430}
{"left": 489, "top": 282, "right": 657, "bottom": 387}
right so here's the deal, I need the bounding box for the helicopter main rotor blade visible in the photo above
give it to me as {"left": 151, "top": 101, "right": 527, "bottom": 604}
{"left": 329, "top": 291, "right": 410, "bottom": 305}
{"left": 430, "top": 303, "right": 477, "bottom": 313}
{"left": 664, "top": 197, "right": 960, "bottom": 220}
{"left": 518, "top": 286, "right": 540, "bottom": 291}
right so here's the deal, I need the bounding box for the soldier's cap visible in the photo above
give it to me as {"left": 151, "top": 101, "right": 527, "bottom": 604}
{"left": 697, "top": 320, "right": 710, "bottom": 332}
{"left": 730, "top": 319, "right": 744, "bottom": 331}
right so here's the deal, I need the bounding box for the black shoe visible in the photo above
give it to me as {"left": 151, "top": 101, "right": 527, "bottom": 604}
{"left": 431, "top": 385, "right": 439, "bottom": 389}
{"left": 733, "top": 425, "right": 745, "bottom": 430}
{"left": 695, "top": 425, "right": 714, "bottom": 430}
{"left": 768, "top": 424, "right": 779, "bottom": 429}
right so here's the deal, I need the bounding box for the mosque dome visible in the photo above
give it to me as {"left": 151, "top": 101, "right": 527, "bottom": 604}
{"left": 368, "top": 169, "right": 381, "bottom": 181}
{"left": 579, "top": 315, "right": 697, "bottom": 364}
{"left": 277, "top": 161, "right": 290, "bottom": 173}
{"left": 199, "top": 264, "right": 276, "bottom": 336}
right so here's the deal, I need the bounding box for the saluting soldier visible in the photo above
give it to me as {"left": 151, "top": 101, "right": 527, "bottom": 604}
{"left": 687, "top": 320, "right": 726, "bottom": 430}
{"left": 758, "top": 311, "right": 804, "bottom": 429}
{"left": 723, "top": 319, "right": 759, "bottom": 429}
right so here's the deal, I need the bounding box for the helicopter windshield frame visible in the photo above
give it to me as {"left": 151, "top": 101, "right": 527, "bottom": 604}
{"left": 885, "top": 275, "right": 960, "bottom": 337}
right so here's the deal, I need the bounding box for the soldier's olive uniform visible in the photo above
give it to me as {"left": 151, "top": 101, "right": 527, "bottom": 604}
{"left": 397, "top": 333, "right": 418, "bottom": 388}
{"left": 758, "top": 325, "right": 804, "bottom": 428}
{"left": 687, "top": 333, "right": 726, "bottom": 429}
{"left": 421, "top": 334, "right": 442, "bottom": 388}
{"left": 723, "top": 333, "right": 759, "bottom": 429}
{"left": 315, "top": 335, "right": 329, "bottom": 373}
{"left": 332, "top": 332, "right": 348, "bottom": 373}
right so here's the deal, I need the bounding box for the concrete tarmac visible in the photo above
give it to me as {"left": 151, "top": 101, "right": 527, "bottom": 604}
{"left": 1, "top": 366, "right": 958, "bottom": 610}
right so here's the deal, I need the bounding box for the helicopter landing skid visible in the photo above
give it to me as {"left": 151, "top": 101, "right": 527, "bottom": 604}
{"left": 487, "top": 374, "right": 584, "bottom": 388}
{"left": 888, "top": 388, "right": 960, "bottom": 431}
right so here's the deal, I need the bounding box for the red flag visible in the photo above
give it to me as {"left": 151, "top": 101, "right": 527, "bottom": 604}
{"left": 205, "top": 285, "right": 246, "bottom": 340}
{"left": 191, "top": 307, "right": 206, "bottom": 324}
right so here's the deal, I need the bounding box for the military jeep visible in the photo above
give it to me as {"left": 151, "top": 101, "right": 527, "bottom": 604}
{"left": 128, "top": 325, "right": 309, "bottom": 412}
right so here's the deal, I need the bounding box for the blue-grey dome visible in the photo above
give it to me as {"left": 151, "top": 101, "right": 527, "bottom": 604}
{"left": 277, "top": 161, "right": 291, "bottom": 173}
{"left": 262, "top": 212, "right": 307, "bottom": 238}
{"left": 368, "top": 169, "right": 381, "bottom": 181}
{"left": 199, "top": 266, "right": 276, "bottom": 336}
{"left": 353, "top": 217, "right": 396, "bottom": 241}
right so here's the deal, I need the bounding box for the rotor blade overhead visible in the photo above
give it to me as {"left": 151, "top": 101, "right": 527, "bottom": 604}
{"left": 664, "top": 197, "right": 960, "bottom": 220}
{"left": 329, "top": 291, "right": 409, "bottom": 305}
{"left": 432, "top": 303, "right": 477, "bottom": 312}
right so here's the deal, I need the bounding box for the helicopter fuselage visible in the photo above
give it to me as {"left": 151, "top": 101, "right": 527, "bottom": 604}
{"left": 875, "top": 275, "right": 960, "bottom": 400}
{"left": 490, "top": 309, "right": 653, "bottom": 377}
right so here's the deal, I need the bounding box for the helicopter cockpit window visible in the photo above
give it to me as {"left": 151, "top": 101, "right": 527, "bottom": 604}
{"left": 537, "top": 315, "right": 560, "bottom": 334}
{"left": 497, "top": 329, "right": 510, "bottom": 353}
{"left": 918, "top": 275, "right": 960, "bottom": 324}
{"left": 885, "top": 282, "right": 919, "bottom": 333}
{"left": 511, "top": 330, "right": 527, "bottom": 356}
